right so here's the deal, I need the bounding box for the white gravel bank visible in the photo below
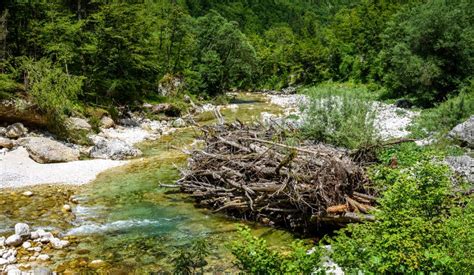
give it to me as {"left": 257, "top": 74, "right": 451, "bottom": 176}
{"left": 0, "top": 147, "right": 126, "bottom": 189}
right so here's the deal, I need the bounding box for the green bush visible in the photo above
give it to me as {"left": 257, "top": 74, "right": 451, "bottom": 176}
{"left": 21, "top": 58, "right": 83, "bottom": 137}
{"left": 231, "top": 226, "right": 321, "bottom": 274}
{"left": 301, "top": 83, "right": 379, "bottom": 149}
{"left": 410, "top": 82, "right": 474, "bottom": 138}
{"left": 329, "top": 160, "right": 474, "bottom": 273}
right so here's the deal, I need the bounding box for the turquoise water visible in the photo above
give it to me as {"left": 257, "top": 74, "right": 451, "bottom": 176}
{"left": 0, "top": 93, "right": 295, "bottom": 273}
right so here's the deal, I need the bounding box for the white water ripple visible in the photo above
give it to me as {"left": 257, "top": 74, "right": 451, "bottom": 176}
{"left": 66, "top": 218, "right": 174, "bottom": 235}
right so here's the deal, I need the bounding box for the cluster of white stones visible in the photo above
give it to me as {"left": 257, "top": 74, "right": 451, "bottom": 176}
{"left": 0, "top": 223, "right": 69, "bottom": 272}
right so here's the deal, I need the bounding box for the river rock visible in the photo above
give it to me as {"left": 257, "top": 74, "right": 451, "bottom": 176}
{"left": 5, "top": 123, "right": 28, "bottom": 139}
{"left": 37, "top": 254, "right": 50, "bottom": 261}
{"left": 50, "top": 238, "right": 69, "bottom": 249}
{"left": 0, "top": 127, "right": 6, "bottom": 136}
{"left": 0, "top": 258, "right": 7, "bottom": 265}
{"left": 22, "top": 241, "right": 32, "bottom": 249}
{"left": 0, "top": 137, "right": 14, "bottom": 149}
{"left": 20, "top": 137, "right": 80, "bottom": 163}
{"left": 89, "top": 259, "right": 106, "bottom": 269}
{"left": 90, "top": 138, "right": 142, "bottom": 160}
{"left": 62, "top": 204, "right": 72, "bottom": 212}
{"left": 0, "top": 237, "right": 5, "bottom": 246}
{"left": 5, "top": 235, "right": 22, "bottom": 247}
{"left": 22, "top": 191, "right": 33, "bottom": 197}
{"left": 446, "top": 155, "right": 474, "bottom": 183}
{"left": 449, "top": 116, "right": 474, "bottom": 148}
{"left": 66, "top": 117, "right": 92, "bottom": 131}
{"left": 14, "top": 223, "right": 30, "bottom": 237}
{"left": 100, "top": 116, "right": 115, "bottom": 129}
{"left": 172, "top": 118, "right": 186, "bottom": 128}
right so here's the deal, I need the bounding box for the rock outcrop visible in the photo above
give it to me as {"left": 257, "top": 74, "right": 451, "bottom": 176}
{"left": 20, "top": 137, "right": 80, "bottom": 163}
{"left": 449, "top": 116, "right": 474, "bottom": 148}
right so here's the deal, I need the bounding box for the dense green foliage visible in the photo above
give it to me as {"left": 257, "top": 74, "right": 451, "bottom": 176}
{"left": 410, "top": 82, "right": 474, "bottom": 138}
{"left": 329, "top": 146, "right": 474, "bottom": 273}
{"left": 231, "top": 226, "right": 321, "bottom": 274}
{"left": 1, "top": 0, "right": 472, "bottom": 106}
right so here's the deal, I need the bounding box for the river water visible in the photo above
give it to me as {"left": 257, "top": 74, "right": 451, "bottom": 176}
{"left": 0, "top": 93, "right": 301, "bottom": 273}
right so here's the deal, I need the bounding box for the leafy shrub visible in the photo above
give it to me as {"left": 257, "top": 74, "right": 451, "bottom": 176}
{"left": 329, "top": 160, "right": 474, "bottom": 273}
{"left": 21, "top": 58, "right": 83, "bottom": 137}
{"left": 231, "top": 226, "right": 321, "bottom": 274}
{"left": 410, "top": 82, "right": 474, "bottom": 138}
{"left": 301, "top": 83, "right": 379, "bottom": 149}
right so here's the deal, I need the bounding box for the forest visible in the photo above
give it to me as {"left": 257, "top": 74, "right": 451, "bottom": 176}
{"left": 0, "top": 0, "right": 473, "bottom": 274}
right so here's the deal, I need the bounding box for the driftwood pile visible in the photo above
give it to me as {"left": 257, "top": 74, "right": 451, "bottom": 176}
{"left": 177, "top": 123, "right": 377, "bottom": 233}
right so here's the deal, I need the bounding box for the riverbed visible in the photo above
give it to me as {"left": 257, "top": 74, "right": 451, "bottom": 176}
{"left": 0, "top": 93, "right": 299, "bottom": 273}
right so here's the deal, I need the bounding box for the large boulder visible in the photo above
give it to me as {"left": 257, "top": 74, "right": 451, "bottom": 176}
{"left": 0, "top": 137, "right": 14, "bottom": 149}
{"left": 158, "top": 74, "right": 184, "bottom": 96}
{"left": 151, "top": 103, "right": 181, "bottom": 117}
{"left": 90, "top": 138, "right": 142, "bottom": 160}
{"left": 446, "top": 155, "right": 474, "bottom": 183}
{"left": 449, "top": 116, "right": 474, "bottom": 148}
{"left": 66, "top": 117, "right": 92, "bottom": 132}
{"left": 5, "top": 123, "right": 28, "bottom": 139}
{"left": 20, "top": 137, "right": 80, "bottom": 163}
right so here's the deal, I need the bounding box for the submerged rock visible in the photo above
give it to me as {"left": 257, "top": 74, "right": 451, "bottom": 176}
{"left": 449, "top": 116, "right": 474, "bottom": 148}
{"left": 90, "top": 137, "right": 142, "bottom": 160}
{"left": 5, "top": 123, "right": 28, "bottom": 139}
{"left": 20, "top": 137, "right": 80, "bottom": 163}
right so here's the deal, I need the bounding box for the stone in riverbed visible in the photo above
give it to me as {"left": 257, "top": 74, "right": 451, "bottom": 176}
{"left": 5, "top": 123, "right": 28, "bottom": 139}
{"left": 89, "top": 259, "right": 106, "bottom": 269}
{"left": 22, "top": 191, "right": 34, "bottom": 197}
{"left": 172, "top": 118, "right": 186, "bottom": 128}
{"left": 0, "top": 137, "right": 14, "bottom": 149}
{"left": 90, "top": 137, "right": 142, "bottom": 160}
{"left": 0, "top": 127, "right": 6, "bottom": 136}
{"left": 5, "top": 235, "right": 22, "bottom": 247}
{"left": 50, "top": 238, "right": 69, "bottom": 249}
{"left": 100, "top": 116, "right": 115, "bottom": 129}
{"left": 66, "top": 117, "right": 92, "bottom": 131}
{"left": 14, "top": 223, "right": 30, "bottom": 237}
{"left": 0, "top": 258, "right": 7, "bottom": 265}
{"left": 62, "top": 204, "right": 72, "bottom": 212}
{"left": 0, "top": 237, "right": 5, "bottom": 246}
{"left": 22, "top": 241, "right": 32, "bottom": 249}
{"left": 37, "top": 254, "right": 50, "bottom": 261}
{"left": 20, "top": 137, "right": 80, "bottom": 163}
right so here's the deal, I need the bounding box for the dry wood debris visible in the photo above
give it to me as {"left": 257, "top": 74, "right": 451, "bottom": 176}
{"left": 177, "top": 123, "right": 377, "bottom": 233}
